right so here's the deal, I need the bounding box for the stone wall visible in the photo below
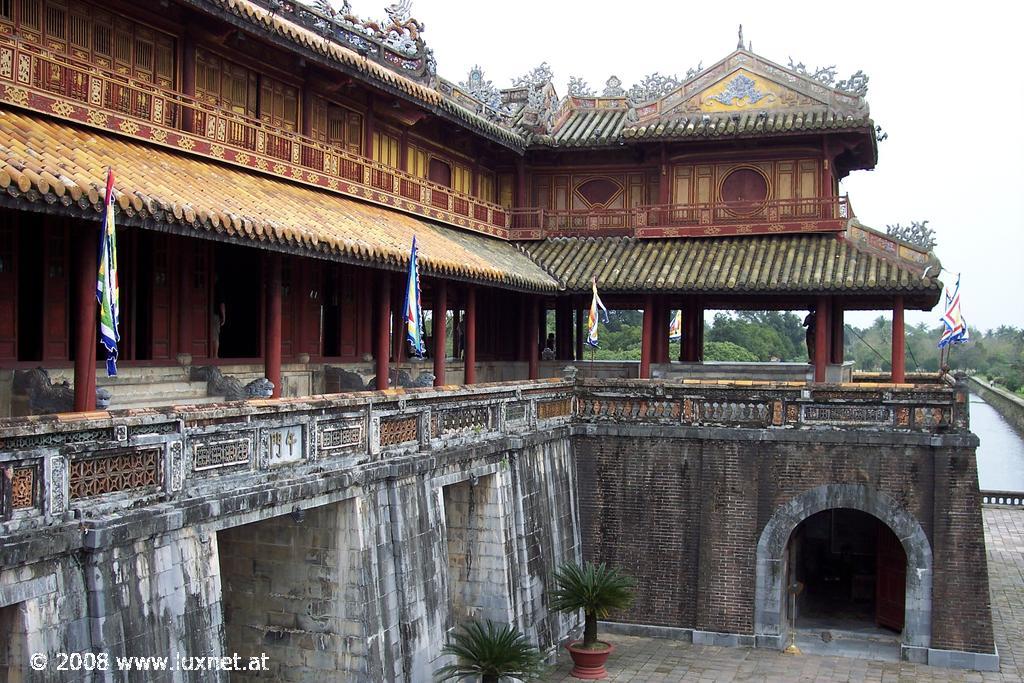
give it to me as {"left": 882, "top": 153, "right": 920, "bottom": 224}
{"left": 218, "top": 500, "right": 368, "bottom": 681}
{"left": 968, "top": 376, "right": 1024, "bottom": 437}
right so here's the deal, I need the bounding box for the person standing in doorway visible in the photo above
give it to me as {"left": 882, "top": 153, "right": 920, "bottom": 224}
{"left": 211, "top": 273, "right": 226, "bottom": 359}
{"left": 803, "top": 307, "right": 816, "bottom": 364}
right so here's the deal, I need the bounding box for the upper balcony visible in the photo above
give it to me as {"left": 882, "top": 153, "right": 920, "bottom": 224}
{"left": 0, "top": 35, "right": 510, "bottom": 238}
{"left": 508, "top": 195, "right": 852, "bottom": 240}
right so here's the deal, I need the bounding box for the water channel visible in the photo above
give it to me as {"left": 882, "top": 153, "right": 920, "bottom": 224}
{"left": 971, "top": 394, "right": 1024, "bottom": 492}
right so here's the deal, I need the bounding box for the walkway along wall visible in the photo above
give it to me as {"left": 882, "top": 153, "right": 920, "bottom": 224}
{"left": 967, "top": 375, "right": 1024, "bottom": 438}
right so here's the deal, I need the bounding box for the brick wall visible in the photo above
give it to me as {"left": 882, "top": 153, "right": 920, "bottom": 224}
{"left": 576, "top": 432, "right": 995, "bottom": 654}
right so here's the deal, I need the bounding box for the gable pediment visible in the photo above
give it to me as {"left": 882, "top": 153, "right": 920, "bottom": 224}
{"left": 657, "top": 51, "right": 868, "bottom": 120}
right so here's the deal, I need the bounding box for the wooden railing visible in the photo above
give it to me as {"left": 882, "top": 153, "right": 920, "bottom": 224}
{"left": 0, "top": 36, "right": 510, "bottom": 238}
{"left": 508, "top": 196, "right": 851, "bottom": 239}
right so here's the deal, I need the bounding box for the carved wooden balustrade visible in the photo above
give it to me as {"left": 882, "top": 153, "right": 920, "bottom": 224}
{"left": 0, "top": 376, "right": 966, "bottom": 529}
{"left": 0, "top": 35, "right": 510, "bottom": 238}
{"left": 508, "top": 195, "right": 851, "bottom": 239}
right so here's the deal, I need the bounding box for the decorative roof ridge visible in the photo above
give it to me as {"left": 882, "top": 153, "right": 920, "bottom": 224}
{"left": 841, "top": 219, "right": 941, "bottom": 279}
{"left": 194, "top": 0, "right": 527, "bottom": 150}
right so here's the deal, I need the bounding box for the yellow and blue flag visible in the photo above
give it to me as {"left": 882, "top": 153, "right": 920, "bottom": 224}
{"left": 938, "top": 273, "right": 969, "bottom": 349}
{"left": 403, "top": 236, "right": 425, "bottom": 358}
{"left": 669, "top": 309, "right": 682, "bottom": 341}
{"left": 586, "top": 278, "right": 609, "bottom": 348}
{"left": 97, "top": 168, "right": 120, "bottom": 376}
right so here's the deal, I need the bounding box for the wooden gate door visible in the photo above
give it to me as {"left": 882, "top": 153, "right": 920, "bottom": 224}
{"left": 875, "top": 523, "right": 906, "bottom": 632}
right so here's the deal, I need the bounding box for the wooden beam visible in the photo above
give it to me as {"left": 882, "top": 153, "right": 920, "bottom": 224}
{"left": 73, "top": 226, "right": 98, "bottom": 412}
{"left": 892, "top": 295, "right": 905, "bottom": 383}
{"left": 375, "top": 271, "right": 390, "bottom": 390}
{"left": 264, "top": 253, "right": 282, "bottom": 398}
{"left": 640, "top": 294, "right": 653, "bottom": 379}
{"left": 465, "top": 286, "right": 477, "bottom": 384}
{"left": 433, "top": 279, "right": 447, "bottom": 387}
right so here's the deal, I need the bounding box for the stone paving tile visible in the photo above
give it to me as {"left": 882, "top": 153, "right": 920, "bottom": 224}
{"left": 542, "top": 508, "right": 1024, "bottom": 682}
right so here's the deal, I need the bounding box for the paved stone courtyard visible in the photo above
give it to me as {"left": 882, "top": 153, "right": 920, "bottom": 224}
{"left": 543, "top": 507, "right": 1024, "bottom": 682}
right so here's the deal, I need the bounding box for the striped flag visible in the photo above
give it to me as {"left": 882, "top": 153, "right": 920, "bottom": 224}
{"left": 96, "top": 168, "right": 120, "bottom": 376}
{"left": 938, "top": 273, "right": 969, "bottom": 349}
{"left": 669, "top": 309, "right": 682, "bottom": 341}
{"left": 586, "top": 278, "right": 609, "bottom": 348}
{"left": 403, "top": 236, "right": 425, "bottom": 358}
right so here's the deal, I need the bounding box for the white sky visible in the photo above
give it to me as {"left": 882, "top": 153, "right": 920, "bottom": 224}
{"left": 356, "top": 0, "right": 1024, "bottom": 330}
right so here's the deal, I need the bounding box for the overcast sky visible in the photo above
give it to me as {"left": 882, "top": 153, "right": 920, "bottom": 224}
{"left": 353, "top": 0, "right": 1024, "bottom": 330}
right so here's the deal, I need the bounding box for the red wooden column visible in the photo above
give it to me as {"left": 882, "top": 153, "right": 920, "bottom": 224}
{"left": 814, "top": 294, "right": 829, "bottom": 383}
{"left": 892, "top": 295, "right": 906, "bottom": 384}
{"left": 464, "top": 286, "right": 477, "bottom": 384}
{"left": 527, "top": 295, "right": 539, "bottom": 380}
{"left": 433, "top": 279, "right": 447, "bottom": 387}
{"left": 176, "top": 243, "right": 191, "bottom": 361}
{"left": 375, "top": 272, "right": 391, "bottom": 390}
{"left": 830, "top": 296, "right": 845, "bottom": 364}
{"left": 73, "top": 226, "right": 98, "bottom": 412}
{"left": 264, "top": 253, "right": 283, "bottom": 398}
{"left": 640, "top": 294, "right": 654, "bottom": 379}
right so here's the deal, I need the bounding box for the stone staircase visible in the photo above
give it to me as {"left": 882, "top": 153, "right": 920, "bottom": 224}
{"left": 48, "top": 366, "right": 225, "bottom": 410}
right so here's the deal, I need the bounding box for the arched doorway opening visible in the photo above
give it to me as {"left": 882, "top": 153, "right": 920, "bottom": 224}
{"left": 787, "top": 508, "right": 906, "bottom": 634}
{"left": 754, "top": 484, "right": 932, "bottom": 654}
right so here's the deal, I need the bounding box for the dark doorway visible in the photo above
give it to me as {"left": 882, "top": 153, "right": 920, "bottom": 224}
{"left": 788, "top": 508, "right": 906, "bottom": 634}
{"left": 212, "top": 244, "right": 262, "bottom": 359}
{"left": 16, "top": 222, "right": 42, "bottom": 361}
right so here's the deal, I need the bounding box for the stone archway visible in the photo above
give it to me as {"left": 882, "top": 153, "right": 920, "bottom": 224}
{"left": 754, "top": 484, "right": 932, "bottom": 650}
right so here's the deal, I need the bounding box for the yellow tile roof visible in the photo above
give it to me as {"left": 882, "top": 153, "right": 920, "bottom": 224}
{"left": 0, "top": 110, "right": 555, "bottom": 290}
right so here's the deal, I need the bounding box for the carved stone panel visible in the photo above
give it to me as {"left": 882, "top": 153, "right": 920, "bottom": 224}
{"left": 261, "top": 425, "right": 305, "bottom": 468}
{"left": 537, "top": 398, "right": 573, "bottom": 420}
{"left": 69, "top": 448, "right": 163, "bottom": 500}
{"left": 191, "top": 433, "right": 254, "bottom": 471}
{"left": 800, "top": 404, "right": 893, "bottom": 426}
{"left": 379, "top": 416, "right": 418, "bottom": 448}
{"left": 317, "top": 420, "right": 365, "bottom": 456}
{"left": 696, "top": 401, "right": 770, "bottom": 425}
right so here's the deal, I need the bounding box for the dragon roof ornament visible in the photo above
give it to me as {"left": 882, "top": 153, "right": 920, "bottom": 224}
{"left": 261, "top": 0, "right": 435, "bottom": 81}
{"left": 787, "top": 56, "right": 869, "bottom": 96}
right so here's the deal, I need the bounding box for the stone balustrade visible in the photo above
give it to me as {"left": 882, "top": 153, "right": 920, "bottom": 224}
{"left": 0, "top": 376, "right": 965, "bottom": 530}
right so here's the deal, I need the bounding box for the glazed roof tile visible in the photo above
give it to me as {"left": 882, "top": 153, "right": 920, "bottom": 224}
{"left": 0, "top": 110, "right": 555, "bottom": 291}
{"left": 519, "top": 235, "right": 940, "bottom": 299}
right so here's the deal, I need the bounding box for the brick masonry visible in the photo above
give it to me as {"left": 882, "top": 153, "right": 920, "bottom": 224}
{"left": 576, "top": 429, "right": 995, "bottom": 655}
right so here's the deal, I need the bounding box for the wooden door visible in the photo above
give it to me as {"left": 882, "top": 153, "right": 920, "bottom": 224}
{"left": 150, "top": 234, "right": 172, "bottom": 360}
{"left": 189, "top": 243, "right": 210, "bottom": 359}
{"left": 339, "top": 267, "right": 359, "bottom": 359}
{"left": 0, "top": 220, "right": 16, "bottom": 361}
{"left": 42, "top": 221, "right": 68, "bottom": 362}
{"left": 875, "top": 523, "right": 906, "bottom": 632}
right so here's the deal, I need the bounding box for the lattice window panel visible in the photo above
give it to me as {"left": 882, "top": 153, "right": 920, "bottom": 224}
{"left": 193, "top": 438, "right": 251, "bottom": 471}
{"left": 0, "top": 427, "right": 111, "bottom": 451}
{"left": 69, "top": 449, "right": 162, "bottom": 500}
{"left": 2, "top": 463, "right": 38, "bottom": 515}
{"left": 537, "top": 398, "right": 573, "bottom": 420}
{"left": 435, "top": 406, "right": 490, "bottom": 436}
{"left": 317, "top": 421, "right": 364, "bottom": 453}
{"left": 379, "top": 417, "right": 418, "bottom": 447}
{"left": 505, "top": 402, "right": 528, "bottom": 423}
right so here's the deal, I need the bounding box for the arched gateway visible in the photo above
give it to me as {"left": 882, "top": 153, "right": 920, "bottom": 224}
{"left": 754, "top": 484, "right": 932, "bottom": 650}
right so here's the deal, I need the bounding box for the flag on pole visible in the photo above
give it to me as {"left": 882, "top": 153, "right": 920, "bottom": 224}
{"left": 669, "top": 309, "right": 682, "bottom": 341}
{"left": 586, "top": 278, "right": 609, "bottom": 348}
{"left": 938, "top": 273, "right": 969, "bottom": 349}
{"left": 403, "top": 236, "right": 425, "bottom": 358}
{"left": 96, "top": 168, "right": 120, "bottom": 376}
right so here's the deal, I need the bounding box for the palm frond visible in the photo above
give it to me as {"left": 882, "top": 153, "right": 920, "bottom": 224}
{"left": 549, "top": 561, "right": 635, "bottom": 619}
{"left": 434, "top": 620, "right": 545, "bottom": 681}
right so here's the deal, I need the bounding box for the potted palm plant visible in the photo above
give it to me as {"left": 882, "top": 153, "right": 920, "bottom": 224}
{"left": 434, "top": 620, "right": 545, "bottom": 683}
{"left": 549, "top": 561, "right": 635, "bottom": 680}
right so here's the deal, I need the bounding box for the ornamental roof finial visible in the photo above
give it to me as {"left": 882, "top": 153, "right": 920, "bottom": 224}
{"left": 737, "top": 24, "right": 744, "bottom": 50}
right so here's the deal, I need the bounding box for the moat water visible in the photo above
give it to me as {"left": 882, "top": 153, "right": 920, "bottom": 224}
{"left": 972, "top": 395, "right": 1024, "bottom": 492}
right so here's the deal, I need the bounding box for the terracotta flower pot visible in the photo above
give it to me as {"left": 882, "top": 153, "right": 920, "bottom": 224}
{"left": 565, "top": 640, "right": 615, "bottom": 680}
